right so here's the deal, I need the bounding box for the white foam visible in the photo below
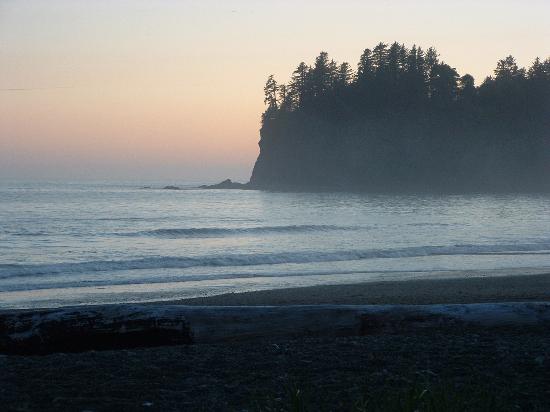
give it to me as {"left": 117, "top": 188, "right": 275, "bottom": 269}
{"left": 1, "top": 241, "right": 549, "bottom": 280}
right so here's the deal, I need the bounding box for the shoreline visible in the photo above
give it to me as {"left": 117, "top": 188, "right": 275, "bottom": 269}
{"left": 170, "top": 271, "right": 550, "bottom": 306}
{"left": 2, "top": 269, "right": 550, "bottom": 311}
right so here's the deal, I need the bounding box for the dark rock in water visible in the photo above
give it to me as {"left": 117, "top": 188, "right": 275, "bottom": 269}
{"left": 200, "top": 179, "right": 249, "bottom": 189}
{"left": 163, "top": 185, "right": 182, "bottom": 190}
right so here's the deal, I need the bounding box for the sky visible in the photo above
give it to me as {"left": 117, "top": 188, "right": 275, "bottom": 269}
{"left": 1, "top": 0, "right": 549, "bottom": 182}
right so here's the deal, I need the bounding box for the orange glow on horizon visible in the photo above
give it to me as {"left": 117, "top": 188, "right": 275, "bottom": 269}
{"left": 1, "top": 0, "right": 549, "bottom": 181}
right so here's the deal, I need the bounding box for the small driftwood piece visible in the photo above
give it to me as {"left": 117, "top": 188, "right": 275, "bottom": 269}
{"left": 1, "top": 302, "right": 549, "bottom": 355}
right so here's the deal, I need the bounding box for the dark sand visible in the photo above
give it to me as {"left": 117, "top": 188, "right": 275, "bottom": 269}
{"left": 3, "top": 328, "right": 549, "bottom": 411}
{"left": 173, "top": 272, "right": 550, "bottom": 306}
{"left": 3, "top": 273, "right": 550, "bottom": 411}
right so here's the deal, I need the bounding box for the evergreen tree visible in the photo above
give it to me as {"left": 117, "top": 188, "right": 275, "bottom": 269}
{"left": 357, "top": 48, "right": 374, "bottom": 85}
{"left": 543, "top": 58, "right": 550, "bottom": 78}
{"left": 328, "top": 59, "right": 339, "bottom": 89}
{"left": 337, "top": 62, "right": 354, "bottom": 87}
{"left": 387, "top": 42, "right": 403, "bottom": 81}
{"left": 289, "top": 62, "right": 311, "bottom": 109}
{"left": 262, "top": 75, "right": 278, "bottom": 124}
{"left": 278, "top": 84, "right": 292, "bottom": 111}
{"left": 494, "top": 55, "right": 523, "bottom": 80}
{"left": 424, "top": 47, "right": 439, "bottom": 73}
{"left": 527, "top": 57, "right": 546, "bottom": 80}
{"left": 311, "top": 51, "right": 331, "bottom": 97}
{"left": 458, "top": 74, "right": 476, "bottom": 102}
{"left": 430, "top": 63, "right": 459, "bottom": 106}
{"left": 263, "top": 74, "right": 278, "bottom": 107}
{"left": 372, "top": 42, "right": 389, "bottom": 75}
{"left": 404, "top": 45, "right": 428, "bottom": 104}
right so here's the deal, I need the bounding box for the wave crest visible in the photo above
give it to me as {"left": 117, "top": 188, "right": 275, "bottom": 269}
{"left": 120, "top": 225, "right": 357, "bottom": 238}
{"left": 1, "top": 241, "right": 549, "bottom": 279}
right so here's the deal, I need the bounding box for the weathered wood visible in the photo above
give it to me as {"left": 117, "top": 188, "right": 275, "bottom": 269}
{"left": 359, "top": 302, "right": 550, "bottom": 334}
{"left": 0, "top": 305, "right": 192, "bottom": 355}
{"left": 181, "top": 305, "right": 363, "bottom": 342}
{"left": 1, "top": 302, "right": 549, "bottom": 355}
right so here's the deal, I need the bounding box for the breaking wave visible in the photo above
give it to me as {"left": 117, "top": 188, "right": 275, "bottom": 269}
{"left": 118, "top": 224, "right": 358, "bottom": 238}
{"left": 1, "top": 241, "right": 549, "bottom": 280}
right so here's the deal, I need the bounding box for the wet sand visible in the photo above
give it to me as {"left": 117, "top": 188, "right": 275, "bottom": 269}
{"left": 172, "top": 272, "right": 550, "bottom": 306}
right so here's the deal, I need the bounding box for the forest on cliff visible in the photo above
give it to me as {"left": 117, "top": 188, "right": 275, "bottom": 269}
{"left": 250, "top": 42, "right": 550, "bottom": 192}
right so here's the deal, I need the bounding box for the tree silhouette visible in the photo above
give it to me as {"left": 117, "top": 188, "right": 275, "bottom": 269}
{"left": 430, "top": 63, "right": 459, "bottom": 107}
{"left": 262, "top": 74, "right": 278, "bottom": 124}
{"left": 263, "top": 74, "right": 278, "bottom": 107}
{"left": 336, "top": 62, "right": 354, "bottom": 87}
{"left": 288, "top": 62, "right": 311, "bottom": 109}
{"left": 311, "top": 52, "right": 331, "bottom": 97}
{"left": 252, "top": 42, "right": 550, "bottom": 192}
{"left": 372, "top": 42, "right": 388, "bottom": 74}
{"left": 494, "top": 55, "right": 523, "bottom": 80}
{"left": 357, "top": 48, "right": 374, "bottom": 85}
{"left": 458, "top": 74, "right": 476, "bottom": 102}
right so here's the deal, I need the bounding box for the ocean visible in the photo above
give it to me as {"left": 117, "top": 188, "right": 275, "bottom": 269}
{"left": 1, "top": 181, "right": 549, "bottom": 309}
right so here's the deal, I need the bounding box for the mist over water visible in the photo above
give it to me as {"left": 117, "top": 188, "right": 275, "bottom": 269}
{"left": 1, "top": 181, "right": 549, "bottom": 309}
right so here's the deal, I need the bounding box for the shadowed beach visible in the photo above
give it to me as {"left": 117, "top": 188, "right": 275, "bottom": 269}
{"left": 2, "top": 272, "right": 550, "bottom": 410}
{"left": 173, "top": 272, "right": 550, "bottom": 306}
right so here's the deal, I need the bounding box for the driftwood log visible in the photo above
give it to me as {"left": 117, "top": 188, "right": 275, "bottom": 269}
{"left": 0, "top": 305, "right": 192, "bottom": 355}
{"left": 1, "top": 302, "right": 549, "bottom": 355}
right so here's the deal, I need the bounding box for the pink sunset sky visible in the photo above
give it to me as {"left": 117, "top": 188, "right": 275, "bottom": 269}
{"left": 1, "top": 0, "right": 548, "bottom": 182}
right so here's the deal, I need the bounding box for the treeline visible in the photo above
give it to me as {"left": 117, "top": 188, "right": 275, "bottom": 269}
{"left": 250, "top": 42, "right": 550, "bottom": 192}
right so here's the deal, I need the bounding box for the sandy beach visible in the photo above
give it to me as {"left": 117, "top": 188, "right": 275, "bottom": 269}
{"left": 173, "top": 272, "right": 550, "bottom": 306}
{"left": 3, "top": 272, "right": 550, "bottom": 411}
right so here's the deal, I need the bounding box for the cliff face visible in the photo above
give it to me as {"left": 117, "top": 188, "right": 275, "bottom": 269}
{"left": 249, "top": 118, "right": 334, "bottom": 190}
{"left": 250, "top": 116, "right": 366, "bottom": 190}
{"left": 249, "top": 111, "right": 550, "bottom": 193}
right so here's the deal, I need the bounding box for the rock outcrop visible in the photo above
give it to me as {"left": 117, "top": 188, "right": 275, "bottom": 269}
{"left": 200, "top": 179, "right": 249, "bottom": 190}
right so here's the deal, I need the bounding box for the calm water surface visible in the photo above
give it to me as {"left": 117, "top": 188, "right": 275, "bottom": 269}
{"left": 1, "top": 182, "right": 549, "bottom": 308}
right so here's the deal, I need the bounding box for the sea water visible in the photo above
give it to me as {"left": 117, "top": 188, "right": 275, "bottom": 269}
{"left": 1, "top": 181, "right": 549, "bottom": 309}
